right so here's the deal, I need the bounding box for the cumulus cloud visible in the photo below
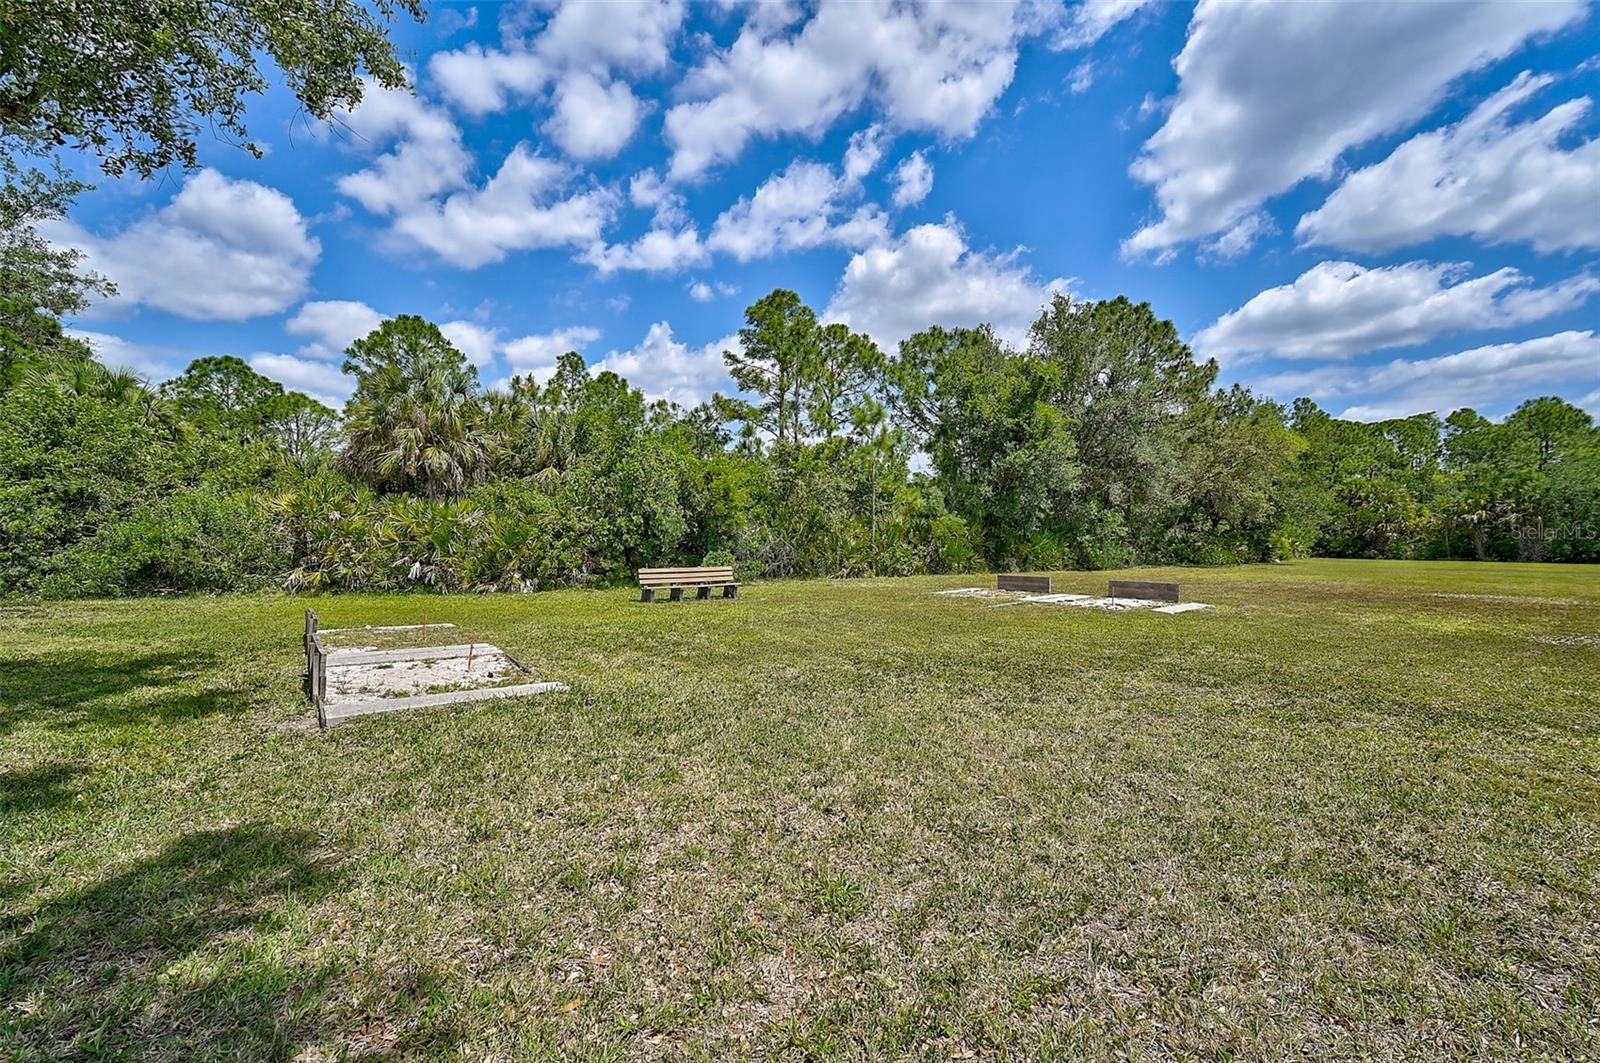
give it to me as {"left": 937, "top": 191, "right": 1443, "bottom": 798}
{"left": 46, "top": 170, "right": 319, "bottom": 321}
{"left": 890, "top": 151, "right": 934, "bottom": 207}
{"left": 707, "top": 159, "right": 889, "bottom": 261}
{"left": 1254, "top": 331, "right": 1600, "bottom": 421}
{"left": 429, "top": 44, "right": 549, "bottom": 115}
{"left": 582, "top": 225, "right": 708, "bottom": 275}
{"left": 627, "top": 167, "right": 687, "bottom": 225}
{"left": 824, "top": 220, "right": 1068, "bottom": 351}
{"left": 502, "top": 325, "right": 602, "bottom": 381}
{"left": 335, "top": 81, "right": 473, "bottom": 214}
{"left": 1053, "top": 0, "right": 1155, "bottom": 49}
{"left": 286, "top": 300, "right": 387, "bottom": 359}
{"left": 688, "top": 279, "right": 739, "bottom": 302}
{"left": 429, "top": 0, "right": 683, "bottom": 161}
{"left": 335, "top": 81, "right": 613, "bottom": 268}
{"left": 592, "top": 321, "right": 737, "bottom": 406}
{"left": 248, "top": 353, "right": 354, "bottom": 408}
{"left": 543, "top": 72, "right": 645, "bottom": 160}
{"left": 843, "top": 124, "right": 888, "bottom": 182}
{"left": 664, "top": 0, "right": 1056, "bottom": 179}
{"left": 439, "top": 321, "right": 503, "bottom": 368}
{"left": 1124, "top": 0, "right": 1584, "bottom": 259}
{"left": 379, "top": 144, "right": 614, "bottom": 269}
{"left": 1297, "top": 71, "right": 1600, "bottom": 254}
{"left": 283, "top": 299, "right": 574, "bottom": 381}
{"left": 1195, "top": 261, "right": 1600, "bottom": 364}
{"left": 66, "top": 329, "right": 194, "bottom": 380}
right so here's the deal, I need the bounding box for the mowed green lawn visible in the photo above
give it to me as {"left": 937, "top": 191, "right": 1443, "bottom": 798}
{"left": 2, "top": 560, "right": 1598, "bottom": 1061}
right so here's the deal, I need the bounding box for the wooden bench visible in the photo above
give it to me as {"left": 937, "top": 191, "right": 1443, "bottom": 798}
{"left": 1107, "top": 579, "right": 1179, "bottom": 602}
{"left": 997, "top": 573, "right": 1051, "bottom": 594}
{"left": 639, "top": 565, "right": 739, "bottom": 602}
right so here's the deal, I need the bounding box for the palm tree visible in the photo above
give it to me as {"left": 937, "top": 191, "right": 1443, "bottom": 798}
{"left": 342, "top": 316, "right": 493, "bottom": 499}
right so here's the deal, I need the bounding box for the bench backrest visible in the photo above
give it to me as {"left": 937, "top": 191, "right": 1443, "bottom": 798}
{"left": 997, "top": 574, "right": 1051, "bottom": 594}
{"left": 1108, "top": 579, "right": 1179, "bottom": 602}
{"left": 639, "top": 565, "right": 735, "bottom": 587}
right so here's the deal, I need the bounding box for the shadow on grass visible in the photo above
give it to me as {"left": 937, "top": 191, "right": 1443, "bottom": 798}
{"left": 1, "top": 826, "right": 330, "bottom": 1060}
{"left": 0, "top": 652, "right": 245, "bottom": 736}
{"left": 0, "top": 761, "right": 83, "bottom": 815}
{"left": 0, "top": 825, "right": 465, "bottom": 1061}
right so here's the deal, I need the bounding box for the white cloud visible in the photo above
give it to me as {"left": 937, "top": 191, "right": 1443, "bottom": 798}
{"left": 249, "top": 353, "right": 353, "bottom": 408}
{"left": 707, "top": 159, "right": 889, "bottom": 261}
{"left": 286, "top": 300, "right": 387, "bottom": 359}
{"left": 1054, "top": 0, "right": 1154, "bottom": 49}
{"left": 627, "top": 167, "right": 687, "bottom": 226}
{"left": 502, "top": 326, "right": 603, "bottom": 380}
{"left": 1123, "top": 0, "right": 1585, "bottom": 259}
{"left": 1255, "top": 331, "right": 1600, "bottom": 421}
{"left": 527, "top": 0, "right": 684, "bottom": 73}
{"left": 824, "top": 220, "right": 1068, "bottom": 351}
{"left": 428, "top": 0, "right": 684, "bottom": 128}
{"left": 439, "top": 321, "right": 502, "bottom": 368}
{"left": 843, "top": 124, "right": 888, "bottom": 182}
{"left": 664, "top": 0, "right": 1055, "bottom": 179}
{"left": 890, "top": 151, "right": 934, "bottom": 207}
{"left": 543, "top": 72, "right": 644, "bottom": 160}
{"left": 687, "top": 279, "right": 739, "bottom": 303}
{"left": 284, "top": 298, "right": 555, "bottom": 375}
{"left": 429, "top": 45, "right": 548, "bottom": 115}
{"left": 1297, "top": 71, "right": 1600, "bottom": 254}
{"left": 1067, "top": 59, "right": 1096, "bottom": 94}
{"left": 381, "top": 145, "right": 616, "bottom": 269}
{"left": 592, "top": 321, "right": 737, "bottom": 407}
{"left": 582, "top": 226, "right": 708, "bottom": 275}
{"left": 1195, "top": 261, "right": 1600, "bottom": 364}
{"left": 66, "top": 329, "right": 192, "bottom": 380}
{"left": 335, "top": 81, "right": 473, "bottom": 215}
{"left": 46, "top": 170, "right": 319, "bottom": 321}
{"left": 335, "top": 81, "right": 613, "bottom": 268}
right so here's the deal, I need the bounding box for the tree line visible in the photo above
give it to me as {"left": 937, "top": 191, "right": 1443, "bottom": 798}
{"left": 3, "top": 282, "right": 1596, "bottom": 598}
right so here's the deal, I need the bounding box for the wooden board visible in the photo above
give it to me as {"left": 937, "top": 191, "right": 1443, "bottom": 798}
{"left": 322, "top": 681, "right": 569, "bottom": 726}
{"left": 325, "top": 643, "right": 487, "bottom": 667}
{"left": 997, "top": 574, "right": 1051, "bottom": 594}
{"left": 1108, "top": 579, "right": 1180, "bottom": 602}
{"left": 638, "top": 566, "right": 735, "bottom": 586}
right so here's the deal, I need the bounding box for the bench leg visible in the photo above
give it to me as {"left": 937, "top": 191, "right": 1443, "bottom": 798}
{"left": 723, "top": 584, "right": 738, "bottom": 599}
{"left": 670, "top": 587, "right": 685, "bottom": 602}
{"left": 641, "top": 587, "right": 655, "bottom": 603}
{"left": 696, "top": 585, "right": 711, "bottom": 600}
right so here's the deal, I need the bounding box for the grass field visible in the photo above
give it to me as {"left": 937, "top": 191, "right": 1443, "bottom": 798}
{"left": 2, "top": 560, "right": 1598, "bottom": 1060}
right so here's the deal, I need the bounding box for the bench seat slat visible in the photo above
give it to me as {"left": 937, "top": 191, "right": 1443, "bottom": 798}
{"left": 1107, "top": 579, "right": 1180, "bottom": 602}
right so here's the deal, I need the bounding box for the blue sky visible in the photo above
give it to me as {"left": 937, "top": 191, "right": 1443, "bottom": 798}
{"left": 48, "top": 0, "right": 1600, "bottom": 420}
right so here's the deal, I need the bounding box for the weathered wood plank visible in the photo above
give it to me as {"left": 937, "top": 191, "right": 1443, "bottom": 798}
{"left": 1107, "top": 579, "right": 1180, "bottom": 602}
{"left": 322, "top": 681, "right": 569, "bottom": 725}
{"left": 638, "top": 566, "right": 735, "bottom": 576}
{"left": 321, "top": 622, "right": 457, "bottom": 634}
{"left": 326, "top": 643, "right": 492, "bottom": 667}
{"left": 997, "top": 574, "right": 1052, "bottom": 594}
{"left": 639, "top": 566, "right": 734, "bottom": 585}
{"left": 639, "top": 577, "right": 738, "bottom": 586}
